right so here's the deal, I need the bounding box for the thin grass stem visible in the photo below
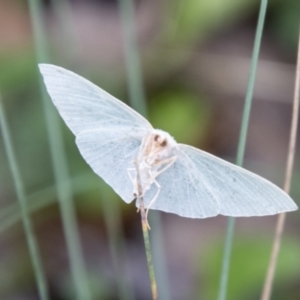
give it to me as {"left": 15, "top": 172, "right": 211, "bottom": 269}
{"left": 45, "top": 1, "right": 135, "bottom": 297}
{"left": 218, "top": 1, "right": 268, "bottom": 300}
{"left": 261, "top": 26, "right": 300, "bottom": 300}
{"left": 118, "top": 0, "right": 147, "bottom": 116}
{"left": 135, "top": 163, "right": 158, "bottom": 300}
{"left": 118, "top": 0, "right": 170, "bottom": 298}
{"left": 51, "top": 0, "right": 80, "bottom": 65}
{"left": 0, "top": 95, "right": 49, "bottom": 300}
{"left": 141, "top": 219, "right": 158, "bottom": 300}
{"left": 48, "top": 0, "right": 134, "bottom": 297}
{"left": 27, "top": 1, "right": 91, "bottom": 299}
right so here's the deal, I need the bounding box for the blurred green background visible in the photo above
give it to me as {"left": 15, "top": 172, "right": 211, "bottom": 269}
{"left": 0, "top": 0, "right": 299, "bottom": 299}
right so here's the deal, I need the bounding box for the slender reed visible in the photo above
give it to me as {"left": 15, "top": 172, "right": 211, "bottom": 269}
{"left": 218, "top": 1, "right": 268, "bottom": 299}
{"left": 118, "top": 0, "right": 170, "bottom": 298}
{"left": 118, "top": 0, "right": 147, "bottom": 116}
{"left": 27, "top": 1, "right": 91, "bottom": 299}
{"left": 49, "top": 0, "right": 135, "bottom": 298}
{"left": 261, "top": 26, "right": 300, "bottom": 300}
{"left": 51, "top": 0, "right": 80, "bottom": 65}
{"left": 0, "top": 95, "right": 49, "bottom": 300}
{"left": 135, "top": 163, "right": 158, "bottom": 300}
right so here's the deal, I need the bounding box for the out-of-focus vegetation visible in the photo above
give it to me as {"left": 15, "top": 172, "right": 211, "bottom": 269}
{"left": 201, "top": 237, "right": 300, "bottom": 300}
{"left": 0, "top": 0, "right": 299, "bottom": 299}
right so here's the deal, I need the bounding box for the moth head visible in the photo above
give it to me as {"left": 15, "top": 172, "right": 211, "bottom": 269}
{"left": 150, "top": 129, "right": 177, "bottom": 153}
{"left": 153, "top": 133, "right": 167, "bottom": 147}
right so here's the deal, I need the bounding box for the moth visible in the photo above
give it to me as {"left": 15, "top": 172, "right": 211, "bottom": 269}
{"left": 39, "top": 64, "right": 298, "bottom": 219}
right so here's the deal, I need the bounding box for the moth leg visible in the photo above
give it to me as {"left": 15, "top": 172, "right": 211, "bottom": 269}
{"left": 151, "top": 155, "right": 176, "bottom": 167}
{"left": 144, "top": 157, "right": 177, "bottom": 226}
{"left": 151, "top": 156, "right": 177, "bottom": 176}
{"left": 138, "top": 186, "right": 157, "bottom": 230}
{"left": 145, "top": 179, "right": 161, "bottom": 222}
{"left": 126, "top": 168, "right": 140, "bottom": 212}
{"left": 136, "top": 185, "right": 149, "bottom": 213}
{"left": 127, "top": 168, "right": 137, "bottom": 186}
{"left": 128, "top": 166, "right": 151, "bottom": 213}
{"left": 137, "top": 133, "right": 152, "bottom": 161}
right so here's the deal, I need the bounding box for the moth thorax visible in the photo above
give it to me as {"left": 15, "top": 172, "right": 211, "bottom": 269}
{"left": 146, "top": 129, "right": 177, "bottom": 161}
{"left": 153, "top": 134, "right": 167, "bottom": 147}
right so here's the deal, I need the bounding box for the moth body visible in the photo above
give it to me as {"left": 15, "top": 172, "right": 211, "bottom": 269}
{"left": 131, "top": 130, "right": 177, "bottom": 206}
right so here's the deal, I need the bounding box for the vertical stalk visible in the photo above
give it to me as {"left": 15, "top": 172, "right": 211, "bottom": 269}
{"left": 261, "top": 26, "right": 300, "bottom": 300}
{"left": 118, "top": 0, "right": 147, "bottom": 116}
{"left": 135, "top": 163, "right": 158, "bottom": 300}
{"left": 217, "top": 1, "right": 268, "bottom": 299}
{"left": 0, "top": 95, "right": 49, "bottom": 300}
{"left": 51, "top": 0, "right": 80, "bottom": 65}
{"left": 118, "top": 0, "right": 170, "bottom": 298}
{"left": 50, "top": 0, "right": 133, "bottom": 298}
{"left": 141, "top": 216, "right": 158, "bottom": 300}
{"left": 27, "top": 1, "right": 91, "bottom": 299}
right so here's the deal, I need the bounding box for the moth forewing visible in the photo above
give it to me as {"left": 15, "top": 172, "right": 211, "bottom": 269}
{"left": 178, "top": 144, "right": 298, "bottom": 216}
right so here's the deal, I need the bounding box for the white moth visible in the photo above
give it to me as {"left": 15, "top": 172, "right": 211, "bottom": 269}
{"left": 39, "top": 64, "right": 298, "bottom": 219}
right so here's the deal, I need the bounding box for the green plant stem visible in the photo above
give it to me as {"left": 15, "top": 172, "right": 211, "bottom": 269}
{"left": 27, "top": 1, "right": 91, "bottom": 299}
{"left": 118, "top": 0, "right": 147, "bottom": 116}
{"left": 47, "top": 1, "right": 134, "bottom": 297}
{"left": 0, "top": 95, "right": 49, "bottom": 300}
{"left": 118, "top": 0, "right": 170, "bottom": 298}
{"left": 142, "top": 217, "right": 158, "bottom": 300}
{"left": 148, "top": 212, "right": 171, "bottom": 300}
{"left": 51, "top": 0, "right": 80, "bottom": 65}
{"left": 135, "top": 163, "right": 157, "bottom": 300}
{"left": 218, "top": 1, "right": 268, "bottom": 300}
{"left": 236, "top": 0, "right": 268, "bottom": 168}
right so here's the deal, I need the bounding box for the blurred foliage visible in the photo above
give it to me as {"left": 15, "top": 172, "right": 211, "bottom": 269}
{"left": 269, "top": 0, "right": 300, "bottom": 53}
{"left": 0, "top": 242, "right": 35, "bottom": 298}
{"left": 166, "top": 0, "right": 254, "bottom": 42}
{"left": 200, "top": 237, "right": 300, "bottom": 299}
{"left": 61, "top": 270, "right": 111, "bottom": 300}
{"left": 0, "top": 51, "right": 36, "bottom": 93}
{"left": 149, "top": 89, "right": 211, "bottom": 145}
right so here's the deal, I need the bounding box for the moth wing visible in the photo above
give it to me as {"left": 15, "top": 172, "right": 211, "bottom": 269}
{"left": 76, "top": 128, "right": 148, "bottom": 203}
{"left": 137, "top": 147, "right": 220, "bottom": 218}
{"left": 176, "top": 144, "right": 298, "bottom": 217}
{"left": 39, "top": 64, "right": 152, "bottom": 136}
